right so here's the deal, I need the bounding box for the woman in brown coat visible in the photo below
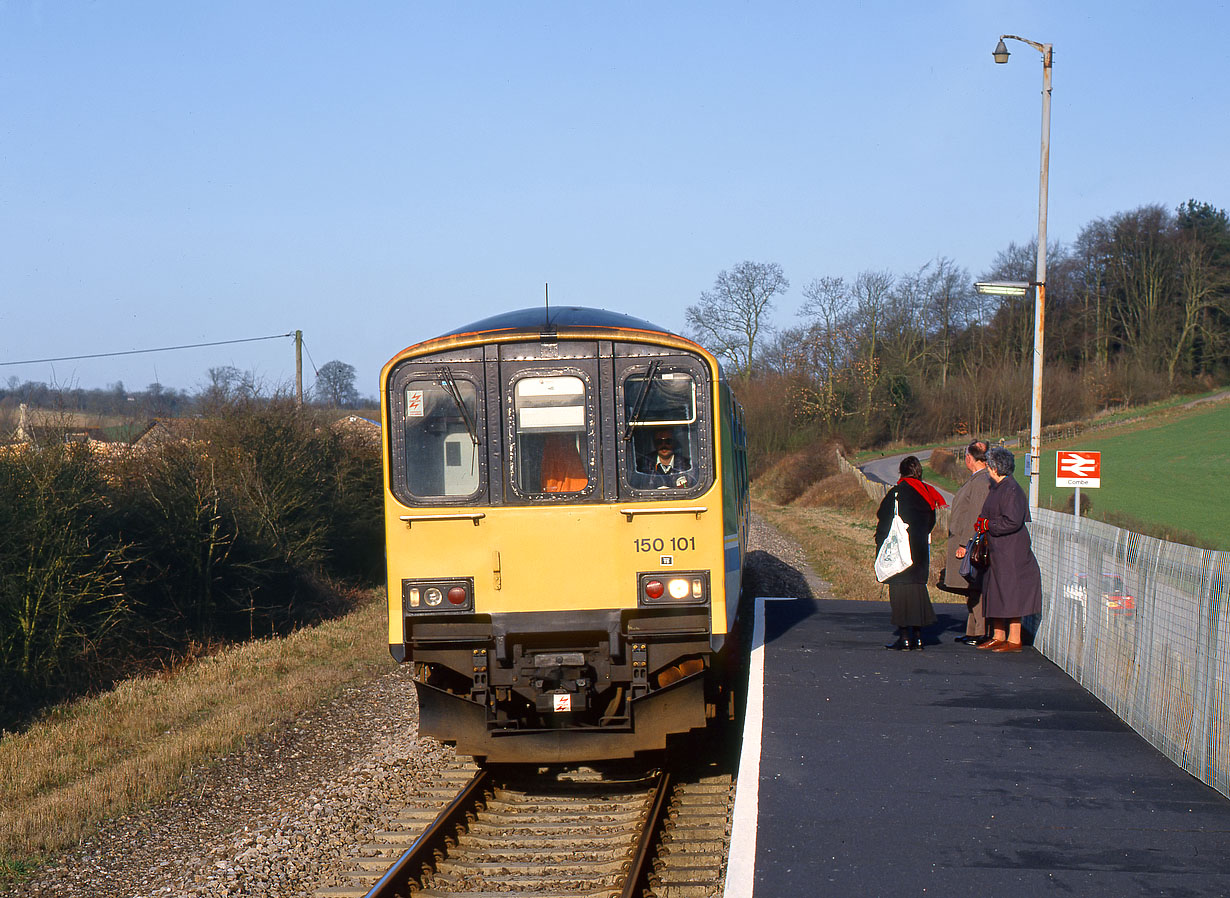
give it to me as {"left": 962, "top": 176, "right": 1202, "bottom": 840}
{"left": 975, "top": 446, "right": 1043, "bottom": 653}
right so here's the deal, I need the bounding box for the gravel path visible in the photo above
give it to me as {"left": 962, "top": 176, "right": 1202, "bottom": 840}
{"left": 5, "top": 513, "right": 826, "bottom": 898}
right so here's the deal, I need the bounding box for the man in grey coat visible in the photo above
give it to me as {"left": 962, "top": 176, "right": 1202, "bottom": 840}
{"left": 942, "top": 440, "right": 992, "bottom": 644}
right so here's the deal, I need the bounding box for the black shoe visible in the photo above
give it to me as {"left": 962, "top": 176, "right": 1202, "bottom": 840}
{"left": 913, "top": 639, "right": 924, "bottom": 651}
{"left": 971, "top": 636, "right": 995, "bottom": 646}
{"left": 956, "top": 635, "right": 981, "bottom": 645}
{"left": 886, "top": 637, "right": 907, "bottom": 650}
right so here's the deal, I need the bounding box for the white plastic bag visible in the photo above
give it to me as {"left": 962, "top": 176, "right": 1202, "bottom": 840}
{"left": 874, "top": 495, "right": 913, "bottom": 582}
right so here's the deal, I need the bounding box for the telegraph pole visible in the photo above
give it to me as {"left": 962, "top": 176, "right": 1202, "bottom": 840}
{"left": 295, "top": 330, "right": 303, "bottom": 404}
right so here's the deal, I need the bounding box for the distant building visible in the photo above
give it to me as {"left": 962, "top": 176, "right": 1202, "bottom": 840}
{"left": 333, "top": 414, "right": 381, "bottom": 449}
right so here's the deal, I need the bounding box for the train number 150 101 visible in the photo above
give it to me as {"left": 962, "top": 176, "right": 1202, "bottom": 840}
{"left": 633, "top": 536, "right": 695, "bottom": 553}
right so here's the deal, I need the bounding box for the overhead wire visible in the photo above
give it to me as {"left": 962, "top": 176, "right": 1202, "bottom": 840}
{"left": 0, "top": 332, "right": 296, "bottom": 367}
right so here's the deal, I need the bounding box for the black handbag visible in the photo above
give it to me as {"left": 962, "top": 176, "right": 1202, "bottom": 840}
{"left": 970, "top": 533, "right": 990, "bottom": 568}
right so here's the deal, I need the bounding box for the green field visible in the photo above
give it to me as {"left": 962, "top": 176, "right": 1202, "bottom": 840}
{"left": 1016, "top": 399, "right": 1230, "bottom": 550}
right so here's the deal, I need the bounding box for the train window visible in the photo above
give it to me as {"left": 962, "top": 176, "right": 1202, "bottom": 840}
{"left": 402, "top": 378, "right": 481, "bottom": 498}
{"left": 512, "top": 375, "right": 592, "bottom": 496}
{"left": 624, "top": 369, "right": 701, "bottom": 491}
{"left": 624, "top": 370, "right": 697, "bottom": 426}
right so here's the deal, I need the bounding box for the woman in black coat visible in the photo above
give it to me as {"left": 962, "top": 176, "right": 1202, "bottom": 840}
{"left": 875, "top": 456, "right": 948, "bottom": 650}
{"left": 974, "top": 446, "right": 1043, "bottom": 653}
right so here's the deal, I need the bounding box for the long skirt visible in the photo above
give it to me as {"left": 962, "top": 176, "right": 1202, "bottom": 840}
{"left": 889, "top": 582, "right": 936, "bottom": 628}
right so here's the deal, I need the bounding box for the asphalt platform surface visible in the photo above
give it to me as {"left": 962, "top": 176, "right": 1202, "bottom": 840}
{"left": 752, "top": 597, "right": 1230, "bottom": 897}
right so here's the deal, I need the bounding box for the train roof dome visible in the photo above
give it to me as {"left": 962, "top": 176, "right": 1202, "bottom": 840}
{"left": 437, "top": 306, "right": 673, "bottom": 340}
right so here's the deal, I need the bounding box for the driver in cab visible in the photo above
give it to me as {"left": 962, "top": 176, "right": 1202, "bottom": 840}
{"left": 642, "top": 428, "right": 692, "bottom": 489}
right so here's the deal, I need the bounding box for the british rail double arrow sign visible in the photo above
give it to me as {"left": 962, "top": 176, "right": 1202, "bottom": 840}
{"left": 1055, "top": 451, "right": 1101, "bottom": 488}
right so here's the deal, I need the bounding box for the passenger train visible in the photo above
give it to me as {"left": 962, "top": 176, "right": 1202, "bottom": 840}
{"left": 381, "top": 306, "right": 749, "bottom": 763}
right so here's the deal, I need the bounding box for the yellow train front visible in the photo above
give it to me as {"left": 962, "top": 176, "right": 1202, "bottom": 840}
{"left": 381, "top": 306, "right": 748, "bottom": 763}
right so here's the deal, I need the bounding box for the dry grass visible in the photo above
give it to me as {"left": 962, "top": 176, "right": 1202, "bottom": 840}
{"left": 755, "top": 441, "right": 842, "bottom": 505}
{"left": 0, "top": 592, "right": 393, "bottom": 868}
{"left": 794, "top": 471, "right": 872, "bottom": 510}
{"left": 755, "top": 473, "right": 950, "bottom": 603}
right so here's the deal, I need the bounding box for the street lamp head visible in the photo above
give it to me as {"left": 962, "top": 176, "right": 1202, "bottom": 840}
{"left": 992, "top": 38, "right": 1011, "bottom": 63}
{"left": 975, "top": 281, "right": 1030, "bottom": 297}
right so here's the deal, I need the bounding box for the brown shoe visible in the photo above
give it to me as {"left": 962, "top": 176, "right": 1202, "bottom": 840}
{"left": 975, "top": 638, "right": 1003, "bottom": 650}
{"left": 991, "top": 641, "right": 1023, "bottom": 653}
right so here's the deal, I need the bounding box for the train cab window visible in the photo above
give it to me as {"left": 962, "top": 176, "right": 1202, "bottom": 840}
{"left": 401, "top": 377, "right": 481, "bottom": 499}
{"left": 624, "top": 369, "right": 701, "bottom": 491}
{"left": 512, "top": 375, "right": 593, "bottom": 497}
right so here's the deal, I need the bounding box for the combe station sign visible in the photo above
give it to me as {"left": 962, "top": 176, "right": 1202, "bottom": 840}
{"left": 1056, "top": 450, "right": 1101, "bottom": 489}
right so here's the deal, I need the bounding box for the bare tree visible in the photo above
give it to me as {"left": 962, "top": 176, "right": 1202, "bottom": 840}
{"left": 1175, "top": 199, "right": 1230, "bottom": 378}
{"left": 848, "top": 269, "right": 894, "bottom": 431}
{"left": 849, "top": 269, "right": 894, "bottom": 364}
{"left": 686, "top": 261, "right": 789, "bottom": 375}
{"left": 1171, "top": 232, "right": 1230, "bottom": 382}
{"left": 314, "top": 360, "right": 359, "bottom": 408}
{"left": 799, "top": 276, "right": 852, "bottom": 381}
{"left": 1073, "top": 222, "right": 1114, "bottom": 367}
{"left": 1104, "top": 205, "right": 1176, "bottom": 374}
{"left": 796, "top": 277, "right": 855, "bottom": 431}
{"left": 923, "top": 256, "right": 974, "bottom": 388}
{"left": 202, "top": 366, "right": 261, "bottom": 406}
{"left": 881, "top": 263, "right": 930, "bottom": 374}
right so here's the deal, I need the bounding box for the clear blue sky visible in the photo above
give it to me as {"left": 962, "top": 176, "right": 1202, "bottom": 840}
{"left": 2, "top": 1, "right": 1227, "bottom": 399}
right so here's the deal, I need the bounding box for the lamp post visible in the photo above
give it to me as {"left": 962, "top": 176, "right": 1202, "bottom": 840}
{"left": 992, "top": 34, "right": 1052, "bottom": 509}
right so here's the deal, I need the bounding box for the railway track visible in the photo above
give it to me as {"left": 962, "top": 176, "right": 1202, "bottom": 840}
{"left": 315, "top": 755, "right": 734, "bottom": 898}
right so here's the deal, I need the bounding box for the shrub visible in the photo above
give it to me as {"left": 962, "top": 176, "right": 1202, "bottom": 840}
{"left": 107, "top": 440, "right": 260, "bottom": 649}
{"left": 0, "top": 399, "right": 384, "bottom": 732}
{"left": 928, "top": 447, "right": 958, "bottom": 480}
{"left": 0, "top": 444, "right": 129, "bottom": 723}
{"left": 195, "top": 399, "right": 383, "bottom": 632}
{"left": 1063, "top": 491, "right": 1092, "bottom": 515}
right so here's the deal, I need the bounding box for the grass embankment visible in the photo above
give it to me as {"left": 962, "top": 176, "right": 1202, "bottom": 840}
{"left": 1030, "top": 399, "right": 1230, "bottom": 549}
{"left": 0, "top": 592, "right": 394, "bottom": 882}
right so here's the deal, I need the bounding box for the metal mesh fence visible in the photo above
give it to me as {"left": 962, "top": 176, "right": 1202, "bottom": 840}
{"left": 1029, "top": 509, "right": 1229, "bottom": 798}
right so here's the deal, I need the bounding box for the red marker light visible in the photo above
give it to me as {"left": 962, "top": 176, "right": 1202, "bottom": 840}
{"left": 645, "top": 580, "right": 665, "bottom": 599}
{"left": 447, "top": 586, "right": 467, "bottom": 605}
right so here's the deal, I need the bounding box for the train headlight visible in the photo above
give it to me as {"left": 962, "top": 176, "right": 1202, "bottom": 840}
{"left": 402, "top": 578, "right": 473, "bottom": 614}
{"left": 639, "top": 571, "right": 708, "bottom": 606}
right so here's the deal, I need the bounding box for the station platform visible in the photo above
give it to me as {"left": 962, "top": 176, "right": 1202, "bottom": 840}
{"left": 725, "top": 597, "right": 1230, "bottom": 897}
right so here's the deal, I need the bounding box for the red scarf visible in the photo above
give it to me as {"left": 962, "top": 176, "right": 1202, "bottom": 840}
{"left": 900, "top": 477, "right": 948, "bottom": 510}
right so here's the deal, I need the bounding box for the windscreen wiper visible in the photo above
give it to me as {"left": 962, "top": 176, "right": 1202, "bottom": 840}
{"left": 436, "top": 366, "right": 479, "bottom": 447}
{"left": 622, "top": 359, "right": 660, "bottom": 441}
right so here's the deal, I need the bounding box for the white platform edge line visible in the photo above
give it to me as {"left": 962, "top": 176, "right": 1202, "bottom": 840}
{"left": 724, "top": 595, "right": 794, "bottom": 898}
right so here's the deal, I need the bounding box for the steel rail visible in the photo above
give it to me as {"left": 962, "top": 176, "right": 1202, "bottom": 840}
{"left": 361, "top": 767, "right": 492, "bottom": 898}
{"left": 620, "top": 768, "right": 673, "bottom": 898}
